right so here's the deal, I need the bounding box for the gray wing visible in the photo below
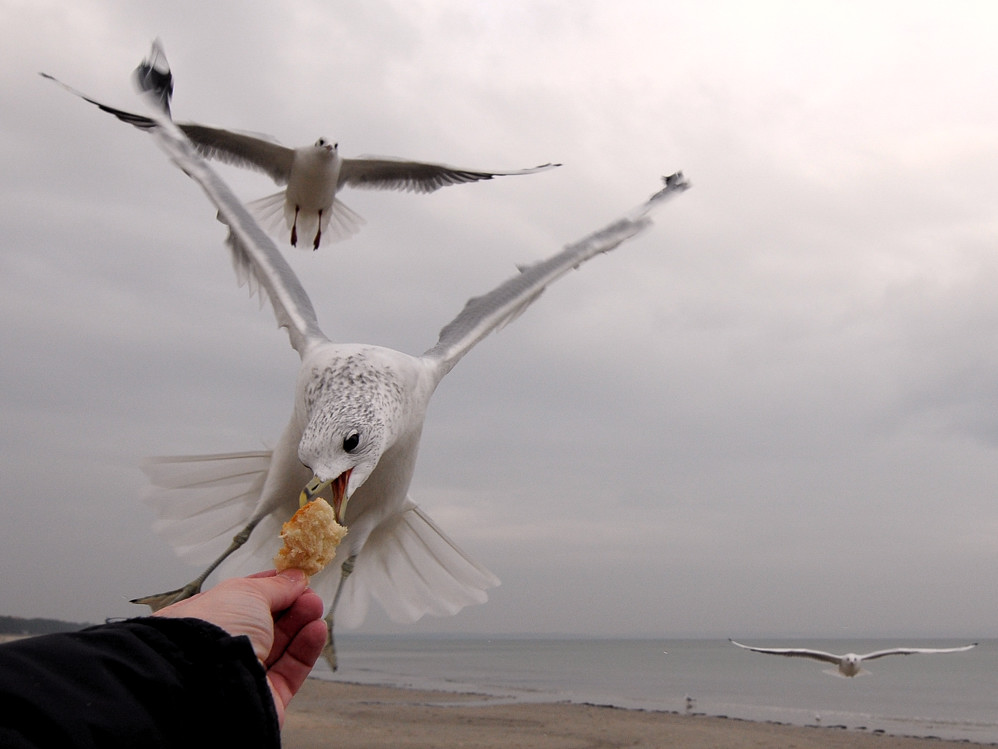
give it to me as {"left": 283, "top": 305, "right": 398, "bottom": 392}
{"left": 729, "top": 640, "right": 842, "bottom": 665}
{"left": 861, "top": 644, "right": 978, "bottom": 661}
{"left": 338, "top": 157, "right": 560, "bottom": 193}
{"left": 422, "top": 173, "right": 690, "bottom": 378}
{"left": 126, "top": 43, "right": 325, "bottom": 357}
{"left": 176, "top": 124, "right": 295, "bottom": 185}
{"left": 40, "top": 72, "right": 160, "bottom": 130}
{"left": 41, "top": 53, "right": 293, "bottom": 185}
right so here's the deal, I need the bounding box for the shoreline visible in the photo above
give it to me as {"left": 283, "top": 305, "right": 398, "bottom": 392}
{"left": 282, "top": 678, "right": 993, "bottom": 748}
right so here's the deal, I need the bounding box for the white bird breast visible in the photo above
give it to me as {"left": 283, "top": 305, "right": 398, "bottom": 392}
{"left": 286, "top": 145, "right": 340, "bottom": 213}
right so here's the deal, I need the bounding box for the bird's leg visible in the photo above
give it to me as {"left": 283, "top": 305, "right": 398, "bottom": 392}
{"left": 312, "top": 209, "right": 323, "bottom": 250}
{"left": 290, "top": 205, "right": 300, "bottom": 246}
{"left": 322, "top": 553, "right": 356, "bottom": 671}
{"left": 131, "top": 519, "right": 262, "bottom": 611}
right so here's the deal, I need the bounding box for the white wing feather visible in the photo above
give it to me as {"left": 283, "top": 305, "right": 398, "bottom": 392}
{"left": 861, "top": 644, "right": 977, "bottom": 661}
{"left": 141, "top": 452, "right": 271, "bottom": 565}
{"left": 89, "top": 55, "right": 330, "bottom": 357}
{"left": 148, "top": 124, "right": 326, "bottom": 355}
{"left": 326, "top": 502, "right": 500, "bottom": 629}
{"left": 423, "top": 174, "right": 690, "bottom": 378}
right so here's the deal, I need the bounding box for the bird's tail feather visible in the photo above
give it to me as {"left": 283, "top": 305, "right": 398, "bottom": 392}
{"left": 245, "top": 190, "right": 288, "bottom": 237}
{"left": 323, "top": 501, "right": 500, "bottom": 629}
{"left": 320, "top": 198, "right": 366, "bottom": 244}
{"left": 141, "top": 451, "right": 271, "bottom": 565}
{"left": 245, "top": 193, "right": 365, "bottom": 249}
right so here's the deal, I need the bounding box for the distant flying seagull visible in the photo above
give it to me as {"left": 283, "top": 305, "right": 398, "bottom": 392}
{"left": 66, "top": 43, "right": 690, "bottom": 668}
{"left": 42, "top": 40, "right": 559, "bottom": 250}
{"left": 729, "top": 639, "right": 978, "bottom": 678}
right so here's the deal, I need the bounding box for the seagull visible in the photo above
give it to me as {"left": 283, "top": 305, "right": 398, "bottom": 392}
{"left": 42, "top": 40, "right": 560, "bottom": 250}
{"left": 65, "top": 44, "right": 690, "bottom": 668}
{"left": 729, "top": 639, "right": 978, "bottom": 678}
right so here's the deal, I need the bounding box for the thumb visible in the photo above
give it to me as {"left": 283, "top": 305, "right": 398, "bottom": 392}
{"left": 254, "top": 569, "right": 310, "bottom": 613}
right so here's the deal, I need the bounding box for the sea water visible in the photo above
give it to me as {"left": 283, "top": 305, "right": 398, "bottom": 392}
{"left": 315, "top": 636, "right": 998, "bottom": 744}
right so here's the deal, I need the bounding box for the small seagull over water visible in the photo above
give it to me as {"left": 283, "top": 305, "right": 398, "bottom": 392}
{"left": 60, "top": 44, "right": 689, "bottom": 669}
{"left": 42, "top": 40, "right": 560, "bottom": 250}
{"left": 729, "top": 639, "right": 978, "bottom": 678}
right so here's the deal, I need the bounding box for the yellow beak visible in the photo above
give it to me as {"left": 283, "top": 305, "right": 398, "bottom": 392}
{"left": 299, "top": 469, "right": 352, "bottom": 523}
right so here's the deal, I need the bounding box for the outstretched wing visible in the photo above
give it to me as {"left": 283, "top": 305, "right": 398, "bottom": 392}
{"left": 422, "top": 173, "right": 690, "bottom": 378}
{"left": 42, "top": 42, "right": 293, "bottom": 185}
{"left": 729, "top": 640, "right": 841, "bottom": 665}
{"left": 40, "top": 71, "right": 160, "bottom": 130}
{"left": 141, "top": 451, "right": 273, "bottom": 565}
{"left": 861, "top": 644, "right": 978, "bottom": 661}
{"left": 175, "top": 124, "right": 295, "bottom": 185}
{"left": 328, "top": 502, "right": 501, "bottom": 628}
{"left": 119, "top": 43, "right": 326, "bottom": 357}
{"left": 339, "top": 157, "right": 560, "bottom": 193}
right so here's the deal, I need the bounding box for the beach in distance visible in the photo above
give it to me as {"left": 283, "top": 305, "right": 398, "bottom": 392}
{"left": 282, "top": 679, "right": 985, "bottom": 749}
{"left": 286, "top": 635, "right": 997, "bottom": 746}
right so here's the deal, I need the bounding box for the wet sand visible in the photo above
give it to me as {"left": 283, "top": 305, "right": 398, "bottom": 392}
{"left": 282, "top": 678, "right": 986, "bottom": 748}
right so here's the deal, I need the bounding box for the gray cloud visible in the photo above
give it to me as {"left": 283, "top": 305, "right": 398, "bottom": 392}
{"left": 2, "top": 0, "right": 997, "bottom": 639}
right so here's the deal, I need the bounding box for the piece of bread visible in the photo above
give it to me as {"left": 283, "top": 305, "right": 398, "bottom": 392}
{"left": 273, "top": 498, "right": 348, "bottom": 576}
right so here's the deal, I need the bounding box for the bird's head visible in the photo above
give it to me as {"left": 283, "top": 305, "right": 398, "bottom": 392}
{"left": 314, "top": 137, "right": 337, "bottom": 153}
{"left": 840, "top": 654, "right": 862, "bottom": 676}
{"left": 297, "top": 427, "right": 374, "bottom": 525}
{"left": 294, "top": 350, "right": 407, "bottom": 525}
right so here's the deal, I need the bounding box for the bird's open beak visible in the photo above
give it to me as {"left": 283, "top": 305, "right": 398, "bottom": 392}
{"left": 299, "top": 469, "right": 353, "bottom": 524}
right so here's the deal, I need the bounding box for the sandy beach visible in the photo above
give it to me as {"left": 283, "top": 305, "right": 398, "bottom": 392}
{"left": 282, "top": 678, "right": 987, "bottom": 749}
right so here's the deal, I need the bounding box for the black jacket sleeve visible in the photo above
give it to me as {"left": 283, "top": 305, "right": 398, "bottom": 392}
{"left": 0, "top": 616, "right": 280, "bottom": 749}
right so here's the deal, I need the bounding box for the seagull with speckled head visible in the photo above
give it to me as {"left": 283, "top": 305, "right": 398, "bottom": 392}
{"left": 51, "top": 42, "right": 689, "bottom": 669}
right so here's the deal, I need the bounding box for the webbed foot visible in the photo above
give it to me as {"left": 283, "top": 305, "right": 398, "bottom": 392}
{"left": 321, "top": 612, "right": 338, "bottom": 671}
{"left": 290, "top": 205, "right": 300, "bottom": 246}
{"left": 130, "top": 582, "right": 203, "bottom": 612}
{"left": 312, "top": 209, "right": 323, "bottom": 250}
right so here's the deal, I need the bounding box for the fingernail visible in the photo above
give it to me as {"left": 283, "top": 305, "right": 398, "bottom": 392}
{"left": 277, "top": 568, "right": 307, "bottom": 582}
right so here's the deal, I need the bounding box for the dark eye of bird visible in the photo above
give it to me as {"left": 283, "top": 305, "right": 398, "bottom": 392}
{"left": 343, "top": 431, "right": 360, "bottom": 453}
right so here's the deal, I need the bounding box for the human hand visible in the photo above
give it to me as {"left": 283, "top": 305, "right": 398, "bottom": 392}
{"left": 153, "top": 569, "right": 326, "bottom": 726}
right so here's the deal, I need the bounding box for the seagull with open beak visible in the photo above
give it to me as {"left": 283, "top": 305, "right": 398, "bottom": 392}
{"left": 48, "top": 41, "right": 689, "bottom": 669}
{"left": 300, "top": 471, "right": 352, "bottom": 519}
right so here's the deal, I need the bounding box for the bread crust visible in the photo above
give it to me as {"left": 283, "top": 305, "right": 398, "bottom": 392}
{"left": 273, "top": 498, "right": 347, "bottom": 575}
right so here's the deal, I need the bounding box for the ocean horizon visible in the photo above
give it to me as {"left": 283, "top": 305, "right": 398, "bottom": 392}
{"left": 316, "top": 635, "right": 997, "bottom": 744}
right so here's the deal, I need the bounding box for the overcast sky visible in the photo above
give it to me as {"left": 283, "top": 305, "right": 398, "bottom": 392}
{"left": 3, "top": 0, "right": 998, "bottom": 639}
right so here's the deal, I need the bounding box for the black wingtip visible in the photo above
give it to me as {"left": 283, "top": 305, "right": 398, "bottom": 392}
{"left": 133, "top": 38, "right": 174, "bottom": 117}
{"left": 664, "top": 171, "right": 689, "bottom": 189}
